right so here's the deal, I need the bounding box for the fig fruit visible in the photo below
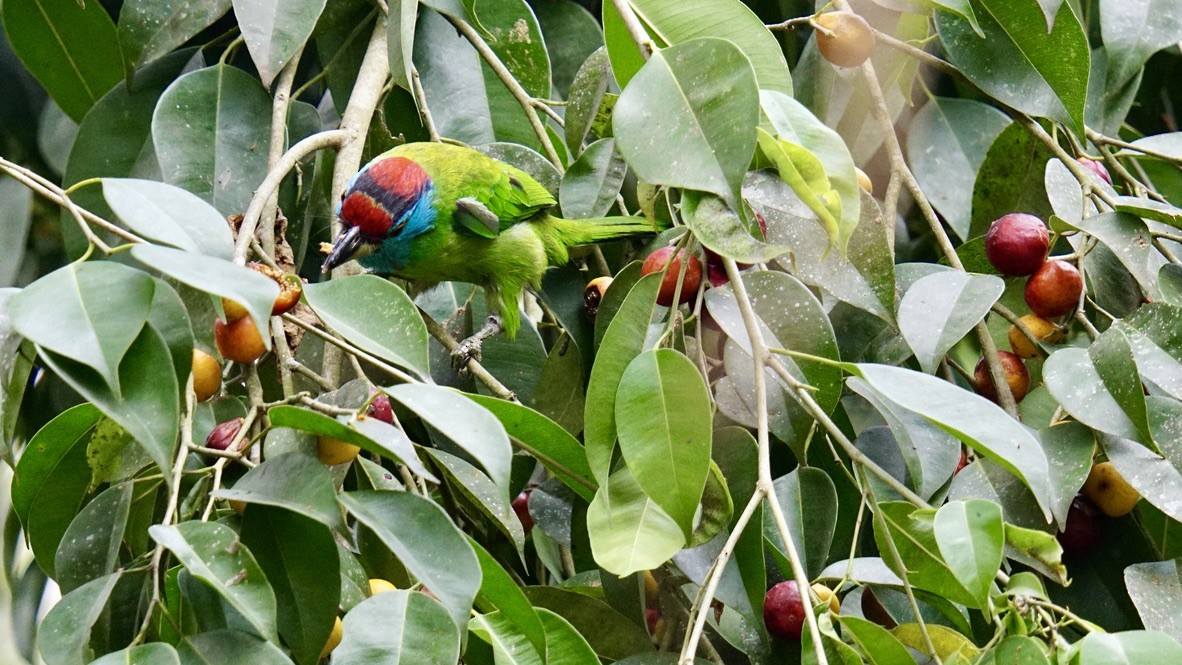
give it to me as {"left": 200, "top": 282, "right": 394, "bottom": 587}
{"left": 192, "top": 349, "right": 222, "bottom": 402}
{"left": 974, "top": 352, "right": 1031, "bottom": 404}
{"left": 1008, "top": 314, "right": 1064, "bottom": 359}
{"left": 814, "top": 11, "right": 875, "bottom": 68}
{"left": 214, "top": 314, "right": 267, "bottom": 364}
{"left": 984, "top": 213, "right": 1049, "bottom": 277}
{"left": 583, "top": 276, "right": 613, "bottom": 319}
{"left": 763, "top": 580, "right": 805, "bottom": 641}
{"left": 1024, "top": 260, "right": 1082, "bottom": 319}
{"left": 641, "top": 246, "right": 702, "bottom": 306}
{"left": 1082, "top": 461, "right": 1140, "bottom": 517}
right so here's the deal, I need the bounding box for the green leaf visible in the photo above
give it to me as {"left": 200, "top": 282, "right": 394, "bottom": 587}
{"left": 9, "top": 262, "right": 154, "bottom": 395}
{"left": 234, "top": 0, "right": 327, "bottom": 85}
{"left": 933, "top": 499, "right": 1004, "bottom": 606}
{"left": 840, "top": 615, "right": 915, "bottom": 665}
{"left": 240, "top": 506, "right": 339, "bottom": 665}
{"left": 587, "top": 467, "right": 685, "bottom": 576}
{"left": 384, "top": 384, "right": 511, "bottom": 499}
{"left": 469, "top": 0, "right": 551, "bottom": 98}
{"left": 130, "top": 244, "right": 276, "bottom": 344}
{"left": 602, "top": 0, "right": 792, "bottom": 94}
{"left": 936, "top": 0, "right": 1090, "bottom": 136}
{"left": 537, "top": 608, "right": 598, "bottom": 665}
{"left": 1, "top": 0, "right": 124, "bottom": 122}
{"left": 118, "top": 0, "right": 232, "bottom": 70}
{"left": 1039, "top": 422, "right": 1096, "bottom": 530}
{"left": 90, "top": 643, "right": 180, "bottom": 665}
{"left": 214, "top": 452, "right": 343, "bottom": 529}
{"left": 469, "top": 611, "right": 545, "bottom": 665}
{"left": 564, "top": 47, "right": 615, "bottom": 156}
{"left": 470, "top": 539, "right": 546, "bottom": 657}
{"left": 615, "top": 348, "right": 711, "bottom": 537}
{"left": 0, "top": 177, "right": 33, "bottom": 287}
{"left": 906, "top": 97, "right": 1012, "bottom": 241}
{"left": 968, "top": 122, "right": 1056, "bottom": 239}
{"left": 427, "top": 449, "right": 525, "bottom": 555}
{"left": 387, "top": 0, "right": 419, "bottom": 91}
{"left": 1073, "top": 631, "right": 1182, "bottom": 664}
{"left": 1125, "top": 559, "right": 1182, "bottom": 642}
{"left": 1117, "top": 132, "right": 1182, "bottom": 160}
{"left": 532, "top": 0, "right": 602, "bottom": 98}
{"left": 876, "top": 500, "right": 992, "bottom": 609}
{"left": 756, "top": 128, "right": 842, "bottom": 247}
{"left": 521, "top": 586, "right": 654, "bottom": 662}
{"left": 265, "top": 405, "right": 435, "bottom": 481}
{"left": 149, "top": 521, "right": 279, "bottom": 642}
{"left": 152, "top": 64, "right": 272, "bottom": 216}
{"left": 176, "top": 630, "right": 293, "bottom": 664}
{"left": 851, "top": 364, "right": 1052, "bottom": 519}
{"left": 900, "top": 272, "right": 1004, "bottom": 374}
{"left": 1044, "top": 347, "right": 1144, "bottom": 444}
{"left": 55, "top": 483, "right": 132, "bottom": 595}
{"left": 1102, "top": 398, "right": 1182, "bottom": 523}
{"left": 339, "top": 490, "right": 480, "bottom": 629}
{"left": 1072, "top": 212, "right": 1161, "bottom": 301}
{"left": 530, "top": 332, "right": 586, "bottom": 437}
{"left": 11, "top": 402, "right": 101, "bottom": 538}
{"left": 36, "top": 572, "right": 122, "bottom": 665}
{"left": 585, "top": 273, "right": 663, "bottom": 484}
{"left": 466, "top": 394, "right": 596, "bottom": 501}
{"left": 1004, "top": 523, "right": 1067, "bottom": 585}
{"left": 683, "top": 191, "right": 788, "bottom": 265}
{"left": 1099, "top": 0, "right": 1182, "bottom": 86}
{"left": 764, "top": 467, "right": 838, "bottom": 579}
{"left": 561, "top": 138, "right": 627, "bottom": 219}
{"left": 612, "top": 37, "right": 758, "bottom": 209}
{"left": 761, "top": 90, "right": 860, "bottom": 248}
{"left": 413, "top": 8, "right": 495, "bottom": 145}
{"left": 303, "top": 275, "right": 430, "bottom": 377}
{"left": 102, "top": 179, "right": 235, "bottom": 259}
{"left": 334, "top": 590, "right": 461, "bottom": 664}
{"left": 893, "top": 623, "right": 980, "bottom": 661}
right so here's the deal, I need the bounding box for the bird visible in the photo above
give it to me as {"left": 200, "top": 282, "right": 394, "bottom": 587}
{"left": 321, "top": 142, "right": 660, "bottom": 369}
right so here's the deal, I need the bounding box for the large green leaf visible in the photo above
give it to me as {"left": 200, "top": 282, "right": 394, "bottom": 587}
{"left": 1073, "top": 631, "right": 1182, "bottom": 664}
{"left": 9, "top": 262, "right": 154, "bottom": 395}
{"left": 1125, "top": 559, "right": 1182, "bottom": 642}
{"left": 536, "top": 608, "right": 598, "bottom": 665}
{"left": 2, "top": 0, "right": 124, "bottom": 121}
{"left": 564, "top": 47, "right": 615, "bottom": 156}
{"left": 334, "top": 591, "right": 461, "bottom": 664}
{"left": 469, "top": 611, "right": 544, "bottom": 665}
{"left": 522, "top": 586, "right": 654, "bottom": 662}
{"left": 615, "top": 348, "right": 711, "bottom": 537}
{"left": 90, "top": 643, "right": 180, "bottom": 665}
{"left": 531, "top": 0, "right": 602, "bottom": 98}
{"left": 936, "top": 0, "right": 1090, "bottom": 136}
{"left": 851, "top": 364, "right": 1052, "bottom": 519}
{"left": 240, "top": 506, "right": 339, "bottom": 665}
{"left": 152, "top": 64, "right": 272, "bottom": 217}
{"left": 839, "top": 615, "right": 915, "bottom": 665}
{"left": 764, "top": 467, "right": 838, "bottom": 579}
{"left": 587, "top": 467, "right": 685, "bottom": 576}
{"left": 469, "top": 0, "right": 551, "bottom": 98}
{"left": 264, "top": 406, "right": 434, "bottom": 481}
{"left": 339, "top": 490, "right": 480, "bottom": 629}
{"left": 933, "top": 499, "right": 1004, "bottom": 606}
{"left": 874, "top": 502, "right": 979, "bottom": 608}
{"left": 1069, "top": 212, "right": 1162, "bottom": 302}
{"left": 130, "top": 244, "right": 278, "bottom": 345}
{"left": 584, "top": 273, "right": 663, "bottom": 484}
{"left": 176, "top": 630, "right": 293, "bottom": 664}
{"left": 612, "top": 37, "right": 758, "bottom": 209}
{"left": 427, "top": 449, "right": 525, "bottom": 555}
{"left": 103, "top": 179, "right": 235, "bottom": 259}
{"left": 36, "top": 572, "right": 122, "bottom": 665}
{"left": 55, "top": 483, "right": 132, "bottom": 595}
{"left": 412, "top": 8, "right": 495, "bottom": 145}
{"left": 906, "top": 97, "right": 1012, "bottom": 241}
{"left": 384, "top": 384, "right": 511, "bottom": 499}
{"left": 470, "top": 539, "right": 546, "bottom": 657}
{"left": 234, "top": 0, "right": 328, "bottom": 85}
{"left": 602, "top": 0, "right": 791, "bottom": 94}
{"left": 1044, "top": 346, "right": 1144, "bottom": 444}
{"left": 1103, "top": 398, "right": 1182, "bottom": 523}
{"left": 214, "top": 452, "right": 343, "bottom": 530}
{"left": 303, "top": 275, "right": 430, "bottom": 378}
{"left": 898, "top": 271, "right": 1004, "bottom": 374}
{"left": 118, "top": 0, "right": 232, "bottom": 70}
{"left": 561, "top": 138, "right": 627, "bottom": 220}
{"left": 1099, "top": 0, "right": 1182, "bottom": 86}
{"left": 0, "top": 177, "right": 33, "bottom": 287}
{"left": 968, "top": 122, "right": 1055, "bottom": 239}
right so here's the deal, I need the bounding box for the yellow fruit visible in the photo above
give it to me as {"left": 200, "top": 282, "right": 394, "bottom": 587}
{"left": 811, "top": 583, "right": 840, "bottom": 614}
{"left": 191, "top": 349, "right": 222, "bottom": 402}
{"left": 229, "top": 500, "right": 247, "bottom": 516}
{"left": 1008, "top": 314, "right": 1064, "bottom": 359}
{"left": 1082, "top": 462, "right": 1140, "bottom": 517}
{"left": 221, "top": 298, "right": 249, "bottom": 322}
{"left": 369, "top": 579, "right": 397, "bottom": 595}
{"left": 214, "top": 314, "right": 268, "bottom": 364}
{"left": 644, "top": 571, "right": 659, "bottom": 608}
{"left": 814, "top": 11, "right": 876, "bottom": 68}
{"left": 320, "top": 616, "right": 343, "bottom": 659}
{"left": 317, "top": 436, "right": 360, "bottom": 466}
{"left": 855, "top": 167, "right": 873, "bottom": 195}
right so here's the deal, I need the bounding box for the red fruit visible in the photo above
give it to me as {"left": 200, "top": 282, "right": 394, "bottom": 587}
{"left": 206, "top": 418, "right": 245, "bottom": 452}
{"left": 984, "top": 214, "right": 1049, "bottom": 276}
{"left": 763, "top": 581, "right": 806, "bottom": 641}
{"left": 512, "top": 491, "right": 533, "bottom": 533}
{"left": 367, "top": 393, "right": 393, "bottom": 424}
{"left": 642, "top": 246, "right": 702, "bottom": 306}
{"left": 973, "top": 352, "right": 1031, "bottom": 404}
{"left": 1025, "top": 260, "right": 1082, "bottom": 318}
{"left": 955, "top": 450, "right": 968, "bottom": 474}
{"left": 645, "top": 608, "right": 661, "bottom": 634}
{"left": 1057, "top": 494, "right": 1104, "bottom": 555}
{"left": 1078, "top": 158, "right": 1112, "bottom": 185}
{"left": 214, "top": 314, "right": 267, "bottom": 363}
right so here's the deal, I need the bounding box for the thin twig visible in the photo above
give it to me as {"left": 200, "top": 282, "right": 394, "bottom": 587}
{"left": 609, "top": 0, "right": 655, "bottom": 60}
{"left": 417, "top": 307, "right": 519, "bottom": 402}
{"left": 410, "top": 66, "right": 441, "bottom": 142}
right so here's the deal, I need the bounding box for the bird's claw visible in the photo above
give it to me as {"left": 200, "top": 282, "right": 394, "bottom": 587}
{"left": 450, "top": 339, "right": 483, "bottom": 375}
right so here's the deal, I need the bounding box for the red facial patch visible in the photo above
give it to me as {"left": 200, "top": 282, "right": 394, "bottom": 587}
{"left": 341, "top": 192, "right": 395, "bottom": 238}
{"left": 365, "top": 157, "right": 428, "bottom": 199}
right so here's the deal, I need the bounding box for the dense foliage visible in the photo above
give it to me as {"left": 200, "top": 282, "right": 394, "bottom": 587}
{"left": 1, "top": 0, "right": 1182, "bottom": 663}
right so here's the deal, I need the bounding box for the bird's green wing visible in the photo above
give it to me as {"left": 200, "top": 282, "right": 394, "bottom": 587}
{"left": 453, "top": 155, "right": 556, "bottom": 238}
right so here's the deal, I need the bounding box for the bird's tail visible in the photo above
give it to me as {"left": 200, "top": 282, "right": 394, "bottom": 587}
{"left": 550, "top": 214, "right": 668, "bottom": 247}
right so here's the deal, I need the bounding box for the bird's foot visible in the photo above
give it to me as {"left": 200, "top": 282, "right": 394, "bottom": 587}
{"left": 450, "top": 314, "right": 503, "bottom": 375}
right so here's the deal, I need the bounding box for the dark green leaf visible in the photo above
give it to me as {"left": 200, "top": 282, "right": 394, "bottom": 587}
{"left": 898, "top": 271, "right": 1004, "bottom": 374}
{"left": 468, "top": 611, "right": 544, "bottom": 664}
{"left": 873, "top": 502, "right": 979, "bottom": 608}
{"left": 531, "top": 0, "right": 602, "bottom": 98}
{"left": 564, "top": 47, "right": 614, "bottom": 156}
{"left": 214, "top": 452, "right": 343, "bottom": 530}
{"left": 968, "top": 122, "right": 1055, "bottom": 239}
{"left": 412, "top": 8, "right": 495, "bottom": 145}
{"left": 560, "top": 138, "right": 626, "bottom": 219}
{"left": 90, "top": 643, "right": 180, "bottom": 665}
{"left": 765, "top": 467, "right": 838, "bottom": 579}
{"left": 118, "top": 0, "right": 232, "bottom": 70}
{"left": 470, "top": 539, "right": 545, "bottom": 656}
{"left": 234, "top": 0, "right": 327, "bottom": 85}
{"left": 55, "top": 483, "right": 131, "bottom": 594}
{"left": 1099, "top": 0, "right": 1182, "bottom": 86}
{"left": 36, "top": 572, "right": 121, "bottom": 665}
{"left": 521, "top": 586, "right": 653, "bottom": 661}
{"left": 334, "top": 590, "right": 461, "bottom": 664}
{"left": 933, "top": 499, "right": 1004, "bottom": 606}
{"left": 839, "top": 615, "right": 915, "bottom": 665}
{"left": 427, "top": 449, "right": 525, "bottom": 554}
{"left": 176, "top": 630, "right": 293, "bottom": 664}
{"left": 536, "top": 608, "right": 598, "bottom": 665}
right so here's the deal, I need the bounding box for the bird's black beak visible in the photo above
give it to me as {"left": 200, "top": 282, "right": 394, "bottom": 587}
{"left": 322, "top": 226, "right": 365, "bottom": 273}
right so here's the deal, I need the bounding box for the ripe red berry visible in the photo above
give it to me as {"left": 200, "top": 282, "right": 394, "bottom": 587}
{"left": 641, "top": 246, "right": 702, "bottom": 306}
{"left": 973, "top": 352, "right": 1031, "bottom": 404}
{"left": 367, "top": 393, "right": 393, "bottom": 424}
{"left": 206, "top": 418, "right": 245, "bottom": 452}
{"left": 512, "top": 491, "right": 533, "bottom": 533}
{"left": 1025, "top": 260, "right": 1082, "bottom": 318}
{"left": 1057, "top": 494, "right": 1104, "bottom": 555}
{"left": 763, "top": 581, "right": 806, "bottom": 641}
{"left": 955, "top": 450, "right": 968, "bottom": 474}
{"left": 1077, "top": 158, "right": 1112, "bottom": 185}
{"left": 984, "top": 214, "right": 1049, "bottom": 276}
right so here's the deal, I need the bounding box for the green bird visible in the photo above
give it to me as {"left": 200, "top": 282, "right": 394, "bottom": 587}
{"left": 321, "top": 142, "right": 658, "bottom": 366}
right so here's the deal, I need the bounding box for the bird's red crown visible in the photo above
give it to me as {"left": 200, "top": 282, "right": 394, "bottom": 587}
{"left": 340, "top": 157, "right": 430, "bottom": 239}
